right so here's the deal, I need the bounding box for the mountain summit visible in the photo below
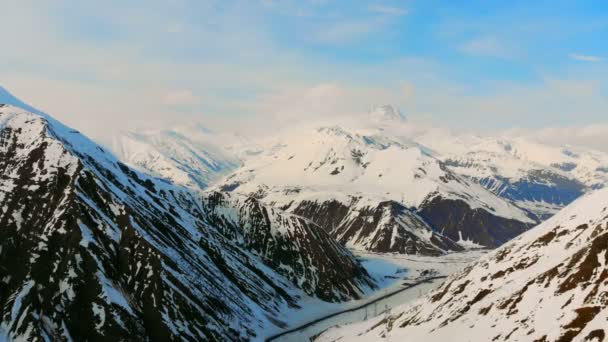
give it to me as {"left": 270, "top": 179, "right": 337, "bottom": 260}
{"left": 369, "top": 105, "right": 406, "bottom": 123}
{"left": 0, "top": 86, "right": 45, "bottom": 116}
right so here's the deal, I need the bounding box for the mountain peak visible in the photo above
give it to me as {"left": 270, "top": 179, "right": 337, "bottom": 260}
{"left": 0, "top": 85, "right": 45, "bottom": 117}
{"left": 369, "top": 104, "right": 406, "bottom": 123}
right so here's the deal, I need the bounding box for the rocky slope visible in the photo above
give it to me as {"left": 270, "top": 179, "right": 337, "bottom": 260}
{"left": 0, "top": 98, "right": 374, "bottom": 341}
{"left": 317, "top": 187, "right": 608, "bottom": 342}
{"left": 216, "top": 116, "right": 537, "bottom": 254}
{"left": 199, "top": 191, "right": 375, "bottom": 300}
{"left": 287, "top": 196, "right": 464, "bottom": 256}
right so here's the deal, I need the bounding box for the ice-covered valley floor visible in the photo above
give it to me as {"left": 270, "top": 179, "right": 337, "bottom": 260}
{"left": 269, "top": 249, "right": 487, "bottom": 341}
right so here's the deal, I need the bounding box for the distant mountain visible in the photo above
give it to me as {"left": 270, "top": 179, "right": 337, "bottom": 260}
{"left": 104, "top": 103, "right": 607, "bottom": 256}
{"left": 111, "top": 126, "right": 243, "bottom": 190}
{"left": 317, "top": 187, "right": 608, "bottom": 342}
{"left": 215, "top": 116, "right": 537, "bottom": 254}
{"left": 0, "top": 92, "right": 374, "bottom": 340}
{"left": 422, "top": 135, "right": 608, "bottom": 218}
{"left": 368, "top": 104, "right": 406, "bottom": 123}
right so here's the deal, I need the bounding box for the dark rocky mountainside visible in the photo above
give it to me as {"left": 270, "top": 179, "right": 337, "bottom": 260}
{"left": 417, "top": 195, "right": 536, "bottom": 248}
{"left": 199, "top": 191, "right": 375, "bottom": 301}
{"left": 285, "top": 197, "right": 464, "bottom": 256}
{"left": 0, "top": 103, "right": 374, "bottom": 341}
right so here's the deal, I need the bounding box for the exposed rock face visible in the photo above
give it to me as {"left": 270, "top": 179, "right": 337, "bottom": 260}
{"left": 317, "top": 188, "right": 608, "bottom": 342}
{"left": 199, "top": 191, "right": 375, "bottom": 301}
{"left": 0, "top": 105, "right": 374, "bottom": 341}
{"left": 418, "top": 196, "right": 536, "bottom": 248}
{"left": 288, "top": 198, "right": 463, "bottom": 256}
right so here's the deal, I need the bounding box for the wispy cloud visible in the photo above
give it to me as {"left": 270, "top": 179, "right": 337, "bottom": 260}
{"left": 569, "top": 53, "right": 603, "bottom": 62}
{"left": 460, "top": 36, "right": 511, "bottom": 58}
{"left": 163, "top": 89, "right": 200, "bottom": 107}
{"left": 167, "top": 23, "right": 183, "bottom": 34}
{"left": 368, "top": 4, "right": 408, "bottom": 16}
{"left": 312, "top": 20, "right": 377, "bottom": 44}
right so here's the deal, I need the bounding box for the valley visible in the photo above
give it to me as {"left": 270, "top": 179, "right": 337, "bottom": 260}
{"left": 268, "top": 250, "right": 486, "bottom": 341}
{"left": 3, "top": 3, "right": 608, "bottom": 341}
{"left": 0, "top": 87, "right": 607, "bottom": 341}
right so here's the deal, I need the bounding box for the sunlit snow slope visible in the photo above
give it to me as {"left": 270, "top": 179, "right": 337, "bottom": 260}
{"left": 423, "top": 134, "right": 608, "bottom": 219}
{"left": 112, "top": 127, "right": 242, "bottom": 189}
{"left": 318, "top": 187, "right": 608, "bottom": 342}
{"left": 216, "top": 109, "right": 537, "bottom": 254}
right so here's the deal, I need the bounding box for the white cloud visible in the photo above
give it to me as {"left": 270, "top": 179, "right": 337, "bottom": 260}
{"left": 460, "top": 36, "right": 511, "bottom": 58}
{"left": 569, "top": 53, "right": 603, "bottom": 62}
{"left": 506, "top": 125, "right": 608, "bottom": 153}
{"left": 162, "top": 89, "right": 200, "bottom": 107}
{"left": 167, "top": 23, "right": 183, "bottom": 33}
{"left": 368, "top": 5, "right": 408, "bottom": 16}
{"left": 1, "top": 0, "right": 606, "bottom": 151}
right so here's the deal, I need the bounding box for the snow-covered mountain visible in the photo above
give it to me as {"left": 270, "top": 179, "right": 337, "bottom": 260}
{"left": 104, "top": 103, "right": 608, "bottom": 256}
{"left": 0, "top": 91, "right": 375, "bottom": 340}
{"left": 214, "top": 111, "right": 538, "bottom": 254}
{"left": 111, "top": 125, "right": 243, "bottom": 190}
{"left": 317, "top": 187, "right": 608, "bottom": 342}
{"left": 420, "top": 134, "right": 608, "bottom": 219}
{"left": 368, "top": 104, "right": 406, "bottom": 123}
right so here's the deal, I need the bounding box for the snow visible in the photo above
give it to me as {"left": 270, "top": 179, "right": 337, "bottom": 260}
{"left": 316, "top": 187, "right": 608, "bottom": 342}
{"left": 0, "top": 97, "right": 317, "bottom": 340}
{"left": 111, "top": 126, "right": 241, "bottom": 190}
{"left": 216, "top": 123, "right": 535, "bottom": 224}
{"left": 456, "top": 231, "right": 485, "bottom": 249}
{"left": 271, "top": 250, "right": 486, "bottom": 341}
{"left": 10, "top": 281, "right": 34, "bottom": 324}
{"left": 3, "top": 84, "right": 607, "bottom": 341}
{"left": 420, "top": 133, "right": 608, "bottom": 192}
{"left": 91, "top": 303, "right": 106, "bottom": 330}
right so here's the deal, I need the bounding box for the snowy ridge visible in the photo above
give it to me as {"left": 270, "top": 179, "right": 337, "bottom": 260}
{"left": 317, "top": 187, "right": 608, "bottom": 341}
{"left": 216, "top": 121, "right": 537, "bottom": 252}
{"left": 423, "top": 134, "right": 608, "bottom": 218}
{"left": 368, "top": 105, "right": 406, "bottom": 124}
{"left": 219, "top": 124, "right": 535, "bottom": 222}
{"left": 0, "top": 98, "right": 374, "bottom": 340}
{"left": 112, "top": 126, "right": 241, "bottom": 190}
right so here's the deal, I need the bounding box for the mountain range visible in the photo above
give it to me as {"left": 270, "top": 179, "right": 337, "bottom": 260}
{"left": 115, "top": 105, "right": 608, "bottom": 257}
{"left": 2, "top": 85, "right": 608, "bottom": 341}
{"left": 0, "top": 91, "right": 374, "bottom": 341}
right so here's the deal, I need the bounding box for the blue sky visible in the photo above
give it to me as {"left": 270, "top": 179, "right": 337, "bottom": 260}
{"left": 1, "top": 0, "right": 607, "bottom": 141}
